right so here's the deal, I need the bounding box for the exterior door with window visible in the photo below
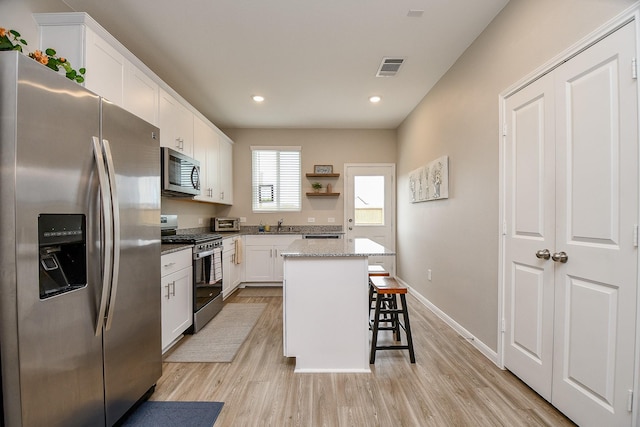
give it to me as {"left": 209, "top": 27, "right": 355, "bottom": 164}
{"left": 345, "top": 164, "right": 395, "bottom": 275}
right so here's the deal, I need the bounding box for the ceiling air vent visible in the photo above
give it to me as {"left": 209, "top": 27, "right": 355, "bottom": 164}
{"left": 376, "top": 57, "right": 405, "bottom": 77}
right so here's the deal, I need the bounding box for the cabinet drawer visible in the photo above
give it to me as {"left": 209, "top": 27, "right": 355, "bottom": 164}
{"left": 223, "top": 236, "right": 241, "bottom": 254}
{"left": 161, "top": 248, "right": 192, "bottom": 276}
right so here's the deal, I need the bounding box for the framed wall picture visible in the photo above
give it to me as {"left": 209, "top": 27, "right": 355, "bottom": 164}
{"left": 314, "top": 165, "right": 333, "bottom": 174}
{"left": 409, "top": 155, "right": 449, "bottom": 203}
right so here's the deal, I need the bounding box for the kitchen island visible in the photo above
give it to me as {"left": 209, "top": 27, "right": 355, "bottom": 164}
{"left": 280, "top": 238, "right": 395, "bottom": 373}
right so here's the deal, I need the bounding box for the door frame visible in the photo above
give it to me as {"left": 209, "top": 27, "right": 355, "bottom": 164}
{"left": 497, "top": 4, "right": 640, "bottom": 424}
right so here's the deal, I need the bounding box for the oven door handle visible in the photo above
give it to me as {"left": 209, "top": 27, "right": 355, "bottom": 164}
{"left": 194, "top": 249, "right": 217, "bottom": 259}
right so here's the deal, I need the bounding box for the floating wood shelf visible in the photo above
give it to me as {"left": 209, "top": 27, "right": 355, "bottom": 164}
{"left": 305, "top": 173, "right": 340, "bottom": 178}
{"left": 306, "top": 192, "right": 341, "bottom": 197}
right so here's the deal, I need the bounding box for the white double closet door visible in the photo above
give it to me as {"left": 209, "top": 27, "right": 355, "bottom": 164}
{"left": 503, "top": 22, "right": 638, "bottom": 427}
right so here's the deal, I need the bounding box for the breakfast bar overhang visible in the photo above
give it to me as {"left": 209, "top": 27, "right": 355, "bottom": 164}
{"left": 281, "top": 238, "right": 395, "bottom": 373}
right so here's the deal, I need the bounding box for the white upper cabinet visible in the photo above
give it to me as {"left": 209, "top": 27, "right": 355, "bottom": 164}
{"left": 193, "top": 117, "right": 233, "bottom": 205}
{"left": 36, "top": 12, "right": 233, "bottom": 204}
{"left": 159, "top": 88, "right": 194, "bottom": 157}
{"left": 36, "top": 13, "right": 158, "bottom": 126}
{"left": 193, "top": 116, "right": 220, "bottom": 203}
{"left": 84, "top": 28, "right": 125, "bottom": 107}
{"left": 218, "top": 134, "right": 234, "bottom": 205}
{"left": 124, "top": 62, "right": 158, "bottom": 126}
{"left": 36, "top": 14, "right": 126, "bottom": 106}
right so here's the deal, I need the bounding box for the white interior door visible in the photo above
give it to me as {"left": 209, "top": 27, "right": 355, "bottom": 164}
{"left": 345, "top": 164, "right": 396, "bottom": 275}
{"left": 551, "top": 22, "right": 637, "bottom": 427}
{"left": 503, "top": 21, "right": 638, "bottom": 427}
{"left": 503, "top": 72, "right": 556, "bottom": 400}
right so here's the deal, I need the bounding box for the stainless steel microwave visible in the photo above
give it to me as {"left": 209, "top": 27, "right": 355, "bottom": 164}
{"left": 212, "top": 217, "right": 240, "bottom": 232}
{"left": 161, "top": 148, "right": 200, "bottom": 197}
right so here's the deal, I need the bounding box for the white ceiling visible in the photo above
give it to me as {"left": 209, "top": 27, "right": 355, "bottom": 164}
{"left": 27, "top": 0, "right": 509, "bottom": 129}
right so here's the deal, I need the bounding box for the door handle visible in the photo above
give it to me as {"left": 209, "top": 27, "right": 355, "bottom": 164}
{"left": 103, "top": 139, "right": 121, "bottom": 332}
{"left": 535, "top": 249, "right": 551, "bottom": 260}
{"left": 92, "top": 136, "right": 113, "bottom": 337}
{"left": 171, "top": 281, "right": 176, "bottom": 296}
{"left": 165, "top": 284, "right": 171, "bottom": 299}
{"left": 552, "top": 251, "right": 568, "bottom": 263}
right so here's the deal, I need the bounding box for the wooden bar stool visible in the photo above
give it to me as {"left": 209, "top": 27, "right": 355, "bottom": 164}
{"left": 368, "top": 265, "right": 389, "bottom": 317}
{"left": 369, "top": 276, "right": 416, "bottom": 364}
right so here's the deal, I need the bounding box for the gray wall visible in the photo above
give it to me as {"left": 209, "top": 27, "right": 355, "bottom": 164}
{"left": 396, "top": 0, "right": 637, "bottom": 352}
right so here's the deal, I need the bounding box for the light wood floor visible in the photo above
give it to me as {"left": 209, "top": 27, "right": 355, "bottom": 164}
{"left": 154, "top": 288, "right": 575, "bottom": 426}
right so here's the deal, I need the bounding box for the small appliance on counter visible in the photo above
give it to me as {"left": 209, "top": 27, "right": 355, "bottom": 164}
{"left": 212, "top": 217, "right": 241, "bottom": 232}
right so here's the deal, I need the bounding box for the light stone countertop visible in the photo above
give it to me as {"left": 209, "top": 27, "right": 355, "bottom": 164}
{"left": 161, "top": 243, "right": 193, "bottom": 255}
{"left": 280, "top": 238, "right": 395, "bottom": 257}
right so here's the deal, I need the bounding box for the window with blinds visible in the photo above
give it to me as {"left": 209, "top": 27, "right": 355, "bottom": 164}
{"left": 251, "top": 147, "right": 301, "bottom": 212}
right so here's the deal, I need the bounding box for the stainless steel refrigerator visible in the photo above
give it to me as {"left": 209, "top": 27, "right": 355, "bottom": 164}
{"left": 0, "top": 51, "right": 162, "bottom": 426}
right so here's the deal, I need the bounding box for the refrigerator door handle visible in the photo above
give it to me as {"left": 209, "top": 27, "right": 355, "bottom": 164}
{"left": 92, "top": 136, "right": 114, "bottom": 336}
{"left": 102, "top": 139, "right": 121, "bottom": 331}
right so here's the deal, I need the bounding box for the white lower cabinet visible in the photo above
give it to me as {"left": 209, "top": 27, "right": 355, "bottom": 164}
{"left": 244, "top": 235, "right": 300, "bottom": 283}
{"left": 222, "top": 236, "right": 243, "bottom": 298}
{"left": 160, "top": 248, "right": 193, "bottom": 352}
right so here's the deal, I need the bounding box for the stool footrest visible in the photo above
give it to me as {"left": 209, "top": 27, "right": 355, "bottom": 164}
{"left": 373, "top": 345, "right": 412, "bottom": 351}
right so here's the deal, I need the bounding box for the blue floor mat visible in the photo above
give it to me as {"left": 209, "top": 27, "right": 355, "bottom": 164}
{"left": 120, "top": 401, "right": 224, "bottom": 427}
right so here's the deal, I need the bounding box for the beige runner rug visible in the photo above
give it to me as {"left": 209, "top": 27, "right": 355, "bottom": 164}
{"left": 164, "top": 303, "right": 266, "bottom": 363}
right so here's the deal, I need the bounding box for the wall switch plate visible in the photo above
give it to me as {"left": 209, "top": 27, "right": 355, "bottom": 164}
{"left": 308, "top": 217, "right": 315, "bottom": 223}
{"left": 240, "top": 217, "right": 247, "bottom": 223}
{"left": 327, "top": 217, "right": 335, "bottom": 223}
{"left": 198, "top": 218, "right": 204, "bottom": 225}
{"left": 428, "top": 269, "right": 432, "bottom": 281}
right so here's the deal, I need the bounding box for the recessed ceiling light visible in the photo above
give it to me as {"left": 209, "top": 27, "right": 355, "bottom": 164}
{"left": 369, "top": 96, "right": 381, "bottom": 103}
{"left": 252, "top": 95, "right": 265, "bottom": 103}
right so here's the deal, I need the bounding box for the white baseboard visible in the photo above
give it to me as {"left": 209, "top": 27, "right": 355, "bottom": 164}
{"left": 396, "top": 277, "right": 500, "bottom": 367}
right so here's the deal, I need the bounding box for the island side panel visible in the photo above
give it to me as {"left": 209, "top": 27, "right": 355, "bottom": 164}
{"left": 283, "top": 256, "right": 370, "bottom": 373}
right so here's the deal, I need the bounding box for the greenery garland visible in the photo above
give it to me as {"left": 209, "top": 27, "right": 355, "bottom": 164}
{"left": 0, "top": 26, "right": 85, "bottom": 83}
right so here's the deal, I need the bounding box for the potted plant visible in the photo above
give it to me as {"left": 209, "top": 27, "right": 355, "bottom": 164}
{"left": 311, "top": 182, "right": 322, "bottom": 193}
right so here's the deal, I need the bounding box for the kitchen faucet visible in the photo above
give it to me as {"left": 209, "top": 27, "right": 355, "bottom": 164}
{"left": 277, "top": 218, "right": 284, "bottom": 232}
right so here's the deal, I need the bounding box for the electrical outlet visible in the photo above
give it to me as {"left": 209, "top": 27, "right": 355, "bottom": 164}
{"left": 240, "top": 217, "right": 247, "bottom": 223}
{"left": 428, "top": 269, "right": 432, "bottom": 281}
{"left": 327, "top": 217, "right": 335, "bottom": 223}
{"left": 308, "top": 217, "right": 315, "bottom": 223}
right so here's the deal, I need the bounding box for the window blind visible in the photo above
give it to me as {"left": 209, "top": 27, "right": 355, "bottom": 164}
{"left": 251, "top": 147, "right": 301, "bottom": 212}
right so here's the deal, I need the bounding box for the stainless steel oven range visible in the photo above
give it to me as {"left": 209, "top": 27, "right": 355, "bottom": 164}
{"left": 162, "top": 224, "right": 223, "bottom": 332}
